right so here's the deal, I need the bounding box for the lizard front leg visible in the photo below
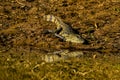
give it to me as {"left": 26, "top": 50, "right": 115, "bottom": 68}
{"left": 54, "top": 33, "right": 66, "bottom": 41}
{"left": 43, "top": 29, "right": 66, "bottom": 41}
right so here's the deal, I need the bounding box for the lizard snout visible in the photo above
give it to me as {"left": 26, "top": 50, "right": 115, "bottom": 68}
{"left": 65, "top": 34, "right": 85, "bottom": 43}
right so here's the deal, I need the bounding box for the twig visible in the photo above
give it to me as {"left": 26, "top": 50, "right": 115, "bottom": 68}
{"left": 16, "top": 0, "right": 25, "bottom": 7}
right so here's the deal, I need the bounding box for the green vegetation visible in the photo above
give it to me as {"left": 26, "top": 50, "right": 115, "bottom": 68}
{"left": 0, "top": 51, "right": 120, "bottom": 80}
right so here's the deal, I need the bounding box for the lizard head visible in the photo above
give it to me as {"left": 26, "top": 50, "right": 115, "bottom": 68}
{"left": 63, "top": 34, "right": 85, "bottom": 43}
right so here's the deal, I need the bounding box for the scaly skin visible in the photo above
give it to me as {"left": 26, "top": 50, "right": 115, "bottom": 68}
{"left": 43, "top": 15, "right": 85, "bottom": 43}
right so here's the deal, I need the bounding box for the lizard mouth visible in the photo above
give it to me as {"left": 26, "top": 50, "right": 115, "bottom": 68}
{"left": 72, "top": 39, "right": 85, "bottom": 43}
{"left": 72, "top": 35, "right": 85, "bottom": 43}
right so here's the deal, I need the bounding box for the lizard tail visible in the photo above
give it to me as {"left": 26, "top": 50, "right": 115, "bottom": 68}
{"left": 43, "top": 15, "right": 63, "bottom": 27}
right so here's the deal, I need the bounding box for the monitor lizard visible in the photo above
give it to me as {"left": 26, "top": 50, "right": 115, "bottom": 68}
{"left": 43, "top": 15, "right": 85, "bottom": 43}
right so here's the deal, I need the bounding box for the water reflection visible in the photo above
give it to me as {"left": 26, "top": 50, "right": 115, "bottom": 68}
{"left": 41, "top": 50, "right": 83, "bottom": 63}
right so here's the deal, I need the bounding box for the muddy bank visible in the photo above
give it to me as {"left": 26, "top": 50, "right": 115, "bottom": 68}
{"left": 0, "top": 0, "right": 120, "bottom": 54}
